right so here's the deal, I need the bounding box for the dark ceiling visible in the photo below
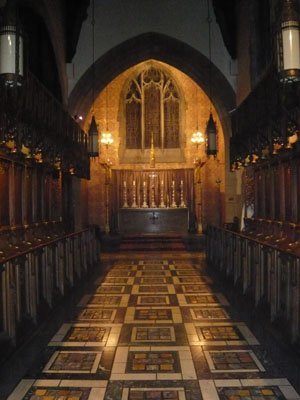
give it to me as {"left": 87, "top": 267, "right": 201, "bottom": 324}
{"left": 212, "top": 0, "right": 237, "bottom": 59}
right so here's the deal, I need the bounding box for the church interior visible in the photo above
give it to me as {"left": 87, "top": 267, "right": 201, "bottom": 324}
{"left": 1, "top": 0, "right": 300, "bottom": 399}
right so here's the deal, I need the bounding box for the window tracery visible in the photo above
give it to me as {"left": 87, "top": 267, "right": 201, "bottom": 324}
{"left": 125, "top": 66, "right": 180, "bottom": 151}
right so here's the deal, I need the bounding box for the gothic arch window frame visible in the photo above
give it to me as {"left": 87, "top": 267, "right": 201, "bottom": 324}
{"left": 118, "top": 61, "right": 186, "bottom": 164}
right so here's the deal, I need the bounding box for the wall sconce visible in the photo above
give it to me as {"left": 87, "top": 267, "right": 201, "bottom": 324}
{"left": 100, "top": 132, "right": 114, "bottom": 149}
{"left": 191, "top": 131, "right": 205, "bottom": 147}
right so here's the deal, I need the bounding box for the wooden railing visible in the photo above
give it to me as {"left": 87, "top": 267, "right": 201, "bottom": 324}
{"left": 0, "top": 226, "right": 99, "bottom": 347}
{"left": 206, "top": 225, "right": 300, "bottom": 343}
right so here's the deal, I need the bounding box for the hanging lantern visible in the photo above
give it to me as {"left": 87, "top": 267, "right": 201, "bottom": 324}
{"left": 0, "top": 2, "right": 24, "bottom": 86}
{"left": 206, "top": 112, "right": 217, "bottom": 156}
{"left": 276, "top": 0, "right": 300, "bottom": 82}
{"left": 88, "top": 115, "right": 99, "bottom": 157}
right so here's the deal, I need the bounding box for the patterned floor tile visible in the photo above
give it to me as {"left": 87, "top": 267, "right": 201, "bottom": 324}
{"left": 43, "top": 351, "right": 103, "bottom": 374}
{"left": 172, "top": 276, "right": 212, "bottom": 284}
{"left": 78, "top": 294, "right": 130, "bottom": 307}
{"left": 95, "top": 285, "right": 126, "bottom": 294}
{"left": 123, "top": 387, "right": 186, "bottom": 400}
{"left": 76, "top": 308, "right": 117, "bottom": 322}
{"left": 185, "top": 322, "right": 259, "bottom": 346}
{"left": 131, "top": 327, "right": 176, "bottom": 343}
{"left": 136, "top": 271, "right": 172, "bottom": 277}
{"left": 189, "top": 308, "right": 230, "bottom": 321}
{"left": 204, "top": 350, "right": 265, "bottom": 373}
{"left": 111, "top": 346, "right": 196, "bottom": 380}
{"left": 125, "top": 307, "right": 182, "bottom": 324}
{"left": 132, "top": 285, "right": 175, "bottom": 294}
{"left": 181, "top": 284, "right": 212, "bottom": 293}
{"left": 199, "top": 379, "right": 300, "bottom": 400}
{"left": 177, "top": 293, "right": 229, "bottom": 307}
{"left": 7, "top": 380, "right": 107, "bottom": 400}
{"left": 48, "top": 323, "right": 122, "bottom": 347}
{"left": 136, "top": 295, "right": 171, "bottom": 305}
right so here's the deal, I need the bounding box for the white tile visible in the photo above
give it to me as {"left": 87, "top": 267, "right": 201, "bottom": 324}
{"left": 111, "top": 362, "right": 126, "bottom": 374}
{"left": 241, "top": 378, "right": 290, "bottom": 386}
{"left": 157, "top": 373, "right": 182, "bottom": 380}
{"left": 110, "top": 373, "right": 156, "bottom": 380}
{"left": 199, "top": 379, "right": 219, "bottom": 400}
{"left": 115, "top": 347, "right": 129, "bottom": 363}
{"left": 107, "top": 333, "right": 120, "bottom": 346}
{"left": 130, "top": 346, "right": 151, "bottom": 351}
{"left": 179, "top": 350, "right": 193, "bottom": 360}
{"left": 34, "top": 379, "right": 61, "bottom": 387}
{"left": 8, "top": 380, "right": 35, "bottom": 400}
{"left": 279, "top": 385, "right": 300, "bottom": 399}
{"left": 238, "top": 325, "right": 260, "bottom": 345}
{"left": 89, "top": 388, "right": 106, "bottom": 400}
{"left": 214, "top": 379, "right": 242, "bottom": 387}
{"left": 122, "top": 388, "right": 129, "bottom": 400}
{"left": 60, "top": 380, "right": 108, "bottom": 387}
{"left": 181, "top": 359, "right": 197, "bottom": 380}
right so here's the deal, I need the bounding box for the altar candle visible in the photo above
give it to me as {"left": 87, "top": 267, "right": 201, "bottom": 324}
{"left": 133, "top": 180, "right": 135, "bottom": 186}
{"left": 161, "top": 180, "right": 164, "bottom": 186}
{"left": 143, "top": 181, "right": 146, "bottom": 187}
{"left": 181, "top": 180, "right": 183, "bottom": 185}
{"left": 124, "top": 181, "right": 126, "bottom": 187}
{"left": 172, "top": 180, "right": 175, "bottom": 186}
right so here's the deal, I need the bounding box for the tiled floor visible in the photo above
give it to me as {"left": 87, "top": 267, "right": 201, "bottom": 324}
{"left": 6, "top": 253, "right": 300, "bottom": 400}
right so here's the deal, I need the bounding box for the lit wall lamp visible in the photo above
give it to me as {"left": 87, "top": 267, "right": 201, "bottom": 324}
{"left": 205, "top": 0, "right": 217, "bottom": 156}
{"left": 87, "top": 0, "right": 99, "bottom": 158}
{"left": 0, "top": 0, "right": 24, "bottom": 87}
{"left": 206, "top": 112, "right": 217, "bottom": 156}
{"left": 191, "top": 131, "right": 205, "bottom": 147}
{"left": 276, "top": 0, "right": 300, "bottom": 82}
{"left": 100, "top": 132, "right": 114, "bottom": 149}
{"left": 88, "top": 115, "right": 99, "bottom": 157}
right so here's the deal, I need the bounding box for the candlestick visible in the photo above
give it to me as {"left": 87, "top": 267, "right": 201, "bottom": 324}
{"left": 171, "top": 180, "right": 177, "bottom": 208}
{"left": 131, "top": 180, "right": 137, "bottom": 208}
{"left": 123, "top": 181, "right": 129, "bottom": 208}
{"left": 179, "top": 179, "right": 186, "bottom": 207}
{"left": 159, "top": 179, "right": 166, "bottom": 208}
{"left": 142, "top": 180, "right": 148, "bottom": 208}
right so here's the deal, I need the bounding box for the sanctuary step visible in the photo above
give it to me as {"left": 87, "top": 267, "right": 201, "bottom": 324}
{"left": 120, "top": 233, "right": 186, "bottom": 251}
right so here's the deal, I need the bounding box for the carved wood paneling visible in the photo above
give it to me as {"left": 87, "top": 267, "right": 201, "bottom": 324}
{"left": 0, "top": 159, "right": 10, "bottom": 226}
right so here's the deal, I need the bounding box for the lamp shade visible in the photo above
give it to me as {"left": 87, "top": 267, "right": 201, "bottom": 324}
{"left": 88, "top": 115, "right": 99, "bottom": 157}
{"left": 277, "top": 0, "right": 300, "bottom": 82}
{"left": 0, "top": 4, "right": 24, "bottom": 86}
{"left": 206, "top": 112, "right": 217, "bottom": 156}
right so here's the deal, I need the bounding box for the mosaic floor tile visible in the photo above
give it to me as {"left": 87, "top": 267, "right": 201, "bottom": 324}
{"left": 190, "top": 308, "right": 230, "bottom": 320}
{"left": 7, "top": 380, "right": 107, "bottom": 400}
{"left": 131, "top": 327, "right": 176, "bottom": 342}
{"left": 181, "top": 284, "right": 212, "bottom": 293}
{"left": 43, "top": 351, "right": 103, "bottom": 374}
{"left": 141, "top": 265, "right": 169, "bottom": 271}
{"left": 137, "top": 271, "right": 172, "bottom": 277}
{"left": 95, "top": 285, "right": 126, "bottom": 294}
{"left": 175, "top": 270, "right": 200, "bottom": 276}
{"left": 139, "top": 260, "right": 168, "bottom": 265}
{"left": 177, "top": 293, "right": 229, "bottom": 307}
{"left": 124, "top": 387, "right": 186, "bottom": 400}
{"left": 127, "top": 351, "right": 179, "bottom": 373}
{"left": 137, "top": 295, "right": 170, "bottom": 305}
{"left": 132, "top": 285, "right": 175, "bottom": 294}
{"left": 49, "top": 323, "right": 122, "bottom": 347}
{"left": 111, "top": 346, "right": 196, "bottom": 380}
{"left": 107, "top": 271, "right": 135, "bottom": 277}
{"left": 185, "top": 322, "right": 259, "bottom": 346}
{"left": 172, "top": 276, "right": 211, "bottom": 284}
{"left": 102, "top": 277, "right": 134, "bottom": 285}
{"left": 140, "top": 277, "right": 168, "bottom": 284}
{"left": 125, "top": 307, "right": 182, "bottom": 324}
{"left": 78, "top": 294, "right": 129, "bottom": 307}
{"left": 204, "top": 350, "right": 265, "bottom": 373}
{"left": 77, "top": 308, "right": 117, "bottom": 322}
{"left": 199, "top": 379, "right": 300, "bottom": 400}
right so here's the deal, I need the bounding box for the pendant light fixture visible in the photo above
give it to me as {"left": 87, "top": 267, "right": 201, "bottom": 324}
{"left": 206, "top": 0, "right": 217, "bottom": 156}
{"left": 191, "top": 87, "right": 205, "bottom": 148}
{"left": 88, "top": 0, "right": 99, "bottom": 158}
{"left": 276, "top": 0, "right": 300, "bottom": 82}
{"left": 0, "top": 0, "right": 24, "bottom": 87}
{"left": 100, "top": 86, "right": 114, "bottom": 148}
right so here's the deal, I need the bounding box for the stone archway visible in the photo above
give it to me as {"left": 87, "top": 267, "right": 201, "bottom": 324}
{"left": 68, "top": 32, "right": 235, "bottom": 144}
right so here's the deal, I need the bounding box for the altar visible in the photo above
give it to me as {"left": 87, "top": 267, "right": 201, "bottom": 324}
{"left": 110, "top": 168, "right": 195, "bottom": 234}
{"left": 119, "top": 208, "right": 189, "bottom": 234}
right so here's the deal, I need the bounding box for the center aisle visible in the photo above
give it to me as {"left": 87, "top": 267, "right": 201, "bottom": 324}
{"left": 9, "top": 252, "right": 300, "bottom": 400}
